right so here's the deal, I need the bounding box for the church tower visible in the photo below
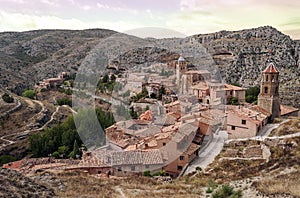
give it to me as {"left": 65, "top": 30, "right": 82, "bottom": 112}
{"left": 176, "top": 56, "right": 188, "bottom": 94}
{"left": 257, "top": 62, "right": 281, "bottom": 120}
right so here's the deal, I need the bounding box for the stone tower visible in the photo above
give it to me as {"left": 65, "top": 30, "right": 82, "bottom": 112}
{"left": 176, "top": 56, "right": 188, "bottom": 94}
{"left": 257, "top": 62, "right": 281, "bottom": 120}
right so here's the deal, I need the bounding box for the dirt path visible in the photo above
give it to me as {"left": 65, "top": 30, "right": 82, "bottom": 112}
{"left": 0, "top": 101, "right": 61, "bottom": 149}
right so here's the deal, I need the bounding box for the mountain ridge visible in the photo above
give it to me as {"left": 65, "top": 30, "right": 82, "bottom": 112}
{"left": 0, "top": 26, "right": 299, "bottom": 108}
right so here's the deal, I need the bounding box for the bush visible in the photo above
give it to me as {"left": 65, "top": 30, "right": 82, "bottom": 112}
{"left": 212, "top": 184, "right": 242, "bottom": 198}
{"left": 143, "top": 170, "right": 152, "bottom": 177}
{"left": 2, "top": 93, "right": 14, "bottom": 103}
{"left": 195, "top": 166, "right": 202, "bottom": 172}
{"left": 246, "top": 86, "right": 260, "bottom": 103}
{"left": 0, "top": 155, "right": 16, "bottom": 166}
{"left": 52, "top": 151, "right": 60, "bottom": 159}
{"left": 56, "top": 98, "right": 72, "bottom": 106}
{"left": 22, "top": 89, "right": 36, "bottom": 99}
{"left": 229, "top": 97, "right": 239, "bottom": 105}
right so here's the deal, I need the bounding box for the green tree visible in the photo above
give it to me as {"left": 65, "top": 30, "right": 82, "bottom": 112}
{"left": 130, "top": 106, "right": 138, "bottom": 119}
{"left": 229, "top": 97, "right": 239, "bottom": 105}
{"left": 22, "top": 89, "right": 36, "bottom": 99}
{"left": 56, "top": 98, "right": 72, "bottom": 106}
{"left": 71, "top": 140, "right": 80, "bottom": 159}
{"left": 102, "top": 74, "right": 109, "bottom": 83}
{"left": 246, "top": 86, "right": 260, "bottom": 103}
{"left": 158, "top": 85, "right": 166, "bottom": 100}
{"left": 0, "top": 155, "right": 16, "bottom": 166}
{"left": 145, "top": 105, "right": 150, "bottom": 111}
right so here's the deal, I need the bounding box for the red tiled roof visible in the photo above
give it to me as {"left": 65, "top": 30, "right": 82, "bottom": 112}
{"left": 263, "top": 63, "right": 279, "bottom": 73}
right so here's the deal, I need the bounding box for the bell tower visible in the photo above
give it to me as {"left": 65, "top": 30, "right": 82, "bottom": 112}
{"left": 257, "top": 62, "right": 281, "bottom": 120}
{"left": 176, "top": 56, "right": 188, "bottom": 94}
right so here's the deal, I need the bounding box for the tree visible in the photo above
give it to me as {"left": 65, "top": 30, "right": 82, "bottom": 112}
{"left": 2, "top": 93, "right": 14, "bottom": 103}
{"left": 22, "top": 89, "right": 36, "bottom": 99}
{"left": 246, "top": 86, "right": 260, "bottom": 103}
{"left": 130, "top": 106, "right": 138, "bottom": 119}
{"left": 145, "top": 105, "right": 150, "bottom": 111}
{"left": 71, "top": 140, "right": 80, "bottom": 159}
{"left": 102, "top": 74, "right": 109, "bottom": 83}
{"left": 56, "top": 98, "right": 72, "bottom": 106}
{"left": 0, "top": 155, "right": 16, "bottom": 166}
{"left": 158, "top": 85, "right": 166, "bottom": 100}
{"left": 229, "top": 97, "right": 239, "bottom": 105}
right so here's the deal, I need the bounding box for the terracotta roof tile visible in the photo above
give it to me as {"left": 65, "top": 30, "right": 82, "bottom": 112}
{"left": 263, "top": 62, "right": 279, "bottom": 73}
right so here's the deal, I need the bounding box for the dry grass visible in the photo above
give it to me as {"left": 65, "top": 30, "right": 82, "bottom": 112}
{"left": 270, "top": 117, "right": 300, "bottom": 136}
{"left": 253, "top": 170, "right": 300, "bottom": 197}
{"left": 53, "top": 170, "right": 204, "bottom": 198}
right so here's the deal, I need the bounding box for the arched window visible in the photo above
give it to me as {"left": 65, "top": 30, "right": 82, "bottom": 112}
{"left": 275, "top": 87, "right": 279, "bottom": 94}
{"left": 264, "top": 87, "right": 268, "bottom": 94}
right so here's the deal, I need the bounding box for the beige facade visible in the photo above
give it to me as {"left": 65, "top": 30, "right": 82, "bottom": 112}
{"left": 258, "top": 62, "right": 281, "bottom": 120}
{"left": 226, "top": 106, "right": 269, "bottom": 139}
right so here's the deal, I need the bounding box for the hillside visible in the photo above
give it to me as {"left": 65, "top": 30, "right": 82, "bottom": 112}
{"left": 0, "top": 168, "right": 57, "bottom": 197}
{"left": 0, "top": 26, "right": 299, "bottom": 108}
{"left": 190, "top": 26, "right": 300, "bottom": 108}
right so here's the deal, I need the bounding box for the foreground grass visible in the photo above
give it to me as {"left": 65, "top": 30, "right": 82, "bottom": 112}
{"left": 55, "top": 171, "right": 203, "bottom": 198}
{"left": 270, "top": 117, "right": 300, "bottom": 136}
{"left": 253, "top": 170, "right": 300, "bottom": 197}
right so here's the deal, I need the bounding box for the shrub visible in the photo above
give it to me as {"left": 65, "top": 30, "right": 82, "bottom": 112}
{"left": 212, "top": 184, "right": 242, "bottom": 198}
{"left": 229, "top": 97, "right": 239, "bottom": 105}
{"left": 143, "top": 170, "right": 152, "bottom": 177}
{"left": 195, "top": 166, "right": 202, "bottom": 172}
{"left": 22, "top": 89, "right": 36, "bottom": 99}
{"left": 2, "top": 93, "right": 14, "bottom": 103}
{"left": 246, "top": 86, "right": 260, "bottom": 103}
{"left": 56, "top": 98, "right": 72, "bottom": 106}
{"left": 52, "top": 151, "right": 60, "bottom": 159}
{"left": 0, "top": 155, "right": 16, "bottom": 166}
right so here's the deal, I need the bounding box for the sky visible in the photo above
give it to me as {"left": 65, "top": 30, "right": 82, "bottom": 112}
{"left": 0, "top": 0, "right": 300, "bottom": 39}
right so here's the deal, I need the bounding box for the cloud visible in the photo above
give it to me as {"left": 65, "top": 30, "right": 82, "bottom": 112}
{"left": 0, "top": 11, "right": 142, "bottom": 32}
{"left": 96, "top": 3, "right": 110, "bottom": 9}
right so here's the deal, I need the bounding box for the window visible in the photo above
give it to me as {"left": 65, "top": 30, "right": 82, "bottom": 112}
{"left": 266, "top": 75, "right": 268, "bottom": 81}
{"left": 118, "top": 167, "right": 122, "bottom": 172}
{"left": 264, "top": 87, "right": 268, "bottom": 94}
{"left": 163, "top": 142, "right": 166, "bottom": 146}
{"left": 231, "top": 126, "right": 236, "bottom": 130}
{"left": 242, "top": 120, "right": 246, "bottom": 125}
{"left": 177, "top": 166, "right": 183, "bottom": 171}
{"left": 230, "top": 90, "right": 233, "bottom": 95}
{"left": 131, "top": 166, "right": 135, "bottom": 171}
{"left": 145, "top": 165, "right": 149, "bottom": 169}
{"left": 179, "top": 156, "right": 184, "bottom": 161}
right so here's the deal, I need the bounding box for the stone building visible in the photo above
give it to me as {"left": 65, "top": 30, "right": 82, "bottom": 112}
{"left": 257, "top": 62, "right": 281, "bottom": 120}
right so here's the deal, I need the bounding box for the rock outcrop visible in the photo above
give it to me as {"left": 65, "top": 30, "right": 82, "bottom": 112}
{"left": 0, "top": 26, "right": 299, "bottom": 108}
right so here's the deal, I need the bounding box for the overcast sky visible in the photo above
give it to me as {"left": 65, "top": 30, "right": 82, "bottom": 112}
{"left": 0, "top": 0, "right": 299, "bottom": 39}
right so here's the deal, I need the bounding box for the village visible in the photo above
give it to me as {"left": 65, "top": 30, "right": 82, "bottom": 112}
{"left": 3, "top": 55, "right": 299, "bottom": 180}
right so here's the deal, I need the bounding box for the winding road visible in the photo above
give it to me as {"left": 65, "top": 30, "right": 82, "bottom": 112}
{"left": 184, "top": 119, "right": 299, "bottom": 175}
{"left": 0, "top": 100, "right": 75, "bottom": 150}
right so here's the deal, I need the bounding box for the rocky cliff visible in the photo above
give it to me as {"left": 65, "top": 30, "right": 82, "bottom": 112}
{"left": 0, "top": 26, "right": 299, "bottom": 108}
{"left": 190, "top": 26, "right": 300, "bottom": 108}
